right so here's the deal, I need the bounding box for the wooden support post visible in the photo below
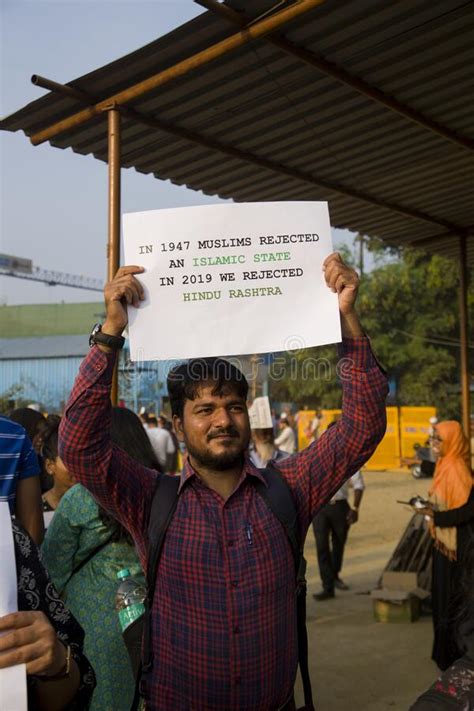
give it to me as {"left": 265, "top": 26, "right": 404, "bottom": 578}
{"left": 108, "top": 108, "right": 121, "bottom": 405}
{"left": 251, "top": 354, "right": 259, "bottom": 401}
{"left": 459, "top": 234, "right": 471, "bottom": 450}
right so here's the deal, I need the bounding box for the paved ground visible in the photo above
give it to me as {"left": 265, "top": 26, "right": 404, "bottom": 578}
{"left": 294, "top": 469, "right": 439, "bottom": 711}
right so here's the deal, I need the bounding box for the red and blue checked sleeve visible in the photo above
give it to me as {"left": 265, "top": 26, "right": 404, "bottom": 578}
{"left": 277, "top": 337, "right": 388, "bottom": 538}
{"left": 58, "top": 346, "right": 157, "bottom": 565}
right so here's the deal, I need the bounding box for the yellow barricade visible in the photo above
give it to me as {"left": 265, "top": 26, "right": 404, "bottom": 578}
{"left": 297, "top": 409, "right": 342, "bottom": 450}
{"left": 320, "top": 409, "right": 342, "bottom": 433}
{"left": 365, "top": 407, "right": 400, "bottom": 470}
{"left": 296, "top": 406, "right": 436, "bottom": 469}
{"left": 399, "top": 406, "right": 436, "bottom": 458}
{"left": 297, "top": 410, "right": 316, "bottom": 451}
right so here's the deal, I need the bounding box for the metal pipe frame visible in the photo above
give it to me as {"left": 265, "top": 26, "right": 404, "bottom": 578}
{"left": 108, "top": 109, "right": 121, "bottom": 405}
{"left": 30, "top": 0, "right": 326, "bottom": 146}
{"left": 28, "top": 3, "right": 472, "bottom": 418}
{"left": 31, "top": 74, "right": 91, "bottom": 104}
{"left": 411, "top": 226, "right": 473, "bottom": 249}
{"left": 195, "top": 0, "right": 474, "bottom": 153}
{"left": 459, "top": 235, "right": 472, "bottom": 446}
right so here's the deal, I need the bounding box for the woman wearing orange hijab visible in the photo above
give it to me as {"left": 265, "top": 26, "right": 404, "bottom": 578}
{"left": 418, "top": 421, "right": 474, "bottom": 671}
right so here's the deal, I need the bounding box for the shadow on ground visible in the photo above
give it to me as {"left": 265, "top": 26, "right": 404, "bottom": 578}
{"left": 294, "top": 469, "right": 438, "bottom": 711}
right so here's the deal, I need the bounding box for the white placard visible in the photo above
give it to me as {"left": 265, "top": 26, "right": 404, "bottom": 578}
{"left": 248, "top": 397, "right": 273, "bottom": 430}
{"left": 0, "top": 505, "right": 28, "bottom": 711}
{"left": 123, "top": 202, "right": 341, "bottom": 361}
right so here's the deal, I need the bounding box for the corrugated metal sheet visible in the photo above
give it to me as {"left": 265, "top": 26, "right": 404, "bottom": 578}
{"left": 0, "top": 356, "right": 85, "bottom": 410}
{"left": 0, "top": 339, "right": 170, "bottom": 410}
{"left": 1, "top": 0, "right": 473, "bottom": 263}
{"left": 0, "top": 336, "right": 88, "bottom": 359}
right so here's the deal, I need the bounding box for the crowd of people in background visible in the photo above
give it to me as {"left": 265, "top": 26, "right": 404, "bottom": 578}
{"left": 1, "top": 397, "right": 473, "bottom": 708}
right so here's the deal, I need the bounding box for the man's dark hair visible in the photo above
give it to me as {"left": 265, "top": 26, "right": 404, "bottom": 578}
{"left": 167, "top": 357, "right": 248, "bottom": 419}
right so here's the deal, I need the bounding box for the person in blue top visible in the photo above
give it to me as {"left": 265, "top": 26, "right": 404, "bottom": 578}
{"left": 0, "top": 414, "right": 44, "bottom": 544}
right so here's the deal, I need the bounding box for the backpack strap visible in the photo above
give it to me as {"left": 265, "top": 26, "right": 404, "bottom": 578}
{"left": 143, "top": 473, "right": 181, "bottom": 674}
{"left": 131, "top": 473, "right": 180, "bottom": 710}
{"left": 254, "top": 464, "right": 314, "bottom": 711}
{"left": 132, "top": 467, "right": 314, "bottom": 711}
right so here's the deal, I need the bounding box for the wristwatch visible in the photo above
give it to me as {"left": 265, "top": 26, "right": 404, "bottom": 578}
{"left": 89, "top": 323, "right": 125, "bottom": 350}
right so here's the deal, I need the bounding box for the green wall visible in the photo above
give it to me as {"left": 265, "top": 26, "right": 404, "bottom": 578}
{"left": 0, "top": 303, "right": 105, "bottom": 338}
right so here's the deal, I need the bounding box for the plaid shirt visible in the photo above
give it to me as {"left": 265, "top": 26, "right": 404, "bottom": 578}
{"left": 59, "top": 338, "right": 387, "bottom": 710}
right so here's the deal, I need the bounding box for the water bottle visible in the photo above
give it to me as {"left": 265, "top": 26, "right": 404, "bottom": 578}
{"left": 115, "top": 568, "right": 146, "bottom": 632}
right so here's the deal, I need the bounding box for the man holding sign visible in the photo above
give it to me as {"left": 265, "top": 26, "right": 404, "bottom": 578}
{"left": 59, "top": 252, "right": 388, "bottom": 711}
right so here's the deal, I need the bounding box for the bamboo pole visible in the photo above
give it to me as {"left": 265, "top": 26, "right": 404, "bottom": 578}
{"left": 459, "top": 235, "right": 471, "bottom": 448}
{"left": 30, "top": 0, "right": 325, "bottom": 146}
{"left": 108, "top": 109, "right": 121, "bottom": 405}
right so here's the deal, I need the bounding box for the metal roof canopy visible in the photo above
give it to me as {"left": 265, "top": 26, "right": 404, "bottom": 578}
{"left": 1, "top": 0, "right": 472, "bottom": 431}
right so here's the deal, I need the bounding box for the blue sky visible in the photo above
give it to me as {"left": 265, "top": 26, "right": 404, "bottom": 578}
{"left": 0, "top": 0, "right": 355, "bottom": 305}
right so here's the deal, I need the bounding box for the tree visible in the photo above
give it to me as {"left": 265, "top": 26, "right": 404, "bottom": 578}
{"left": 0, "top": 384, "right": 26, "bottom": 414}
{"left": 269, "top": 343, "right": 342, "bottom": 408}
{"left": 268, "top": 244, "right": 473, "bottom": 420}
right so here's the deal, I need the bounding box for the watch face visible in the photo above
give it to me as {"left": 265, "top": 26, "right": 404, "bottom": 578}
{"left": 89, "top": 323, "right": 102, "bottom": 347}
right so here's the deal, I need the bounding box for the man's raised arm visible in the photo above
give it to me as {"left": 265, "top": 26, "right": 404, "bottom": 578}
{"left": 59, "top": 266, "right": 154, "bottom": 557}
{"left": 277, "top": 253, "right": 389, "bottom": 536}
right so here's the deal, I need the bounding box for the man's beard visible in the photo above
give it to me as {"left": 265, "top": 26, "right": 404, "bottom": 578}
{"left": 185, "top": 429, "right": 249, "bottom": 472}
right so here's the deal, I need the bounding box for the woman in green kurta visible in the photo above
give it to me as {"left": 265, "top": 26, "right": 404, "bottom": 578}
{"left": 42, "top": 484, "right": 142, "bottom": 711}
{"left": 42, "top": 407, "right": 161, "bottom": 711}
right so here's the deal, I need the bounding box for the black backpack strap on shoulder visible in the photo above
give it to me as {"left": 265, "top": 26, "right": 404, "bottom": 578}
{"left": 131, "top": 473, "right": 180, "bottom": 711}
{"left": 254, "top": 464, "right": 299, "bottom": 572}
{"left": 255, "top": 464, "right": 314, "bottom": 711}
{"left": 143, "top": 473, "right": 181, "bottom": 672}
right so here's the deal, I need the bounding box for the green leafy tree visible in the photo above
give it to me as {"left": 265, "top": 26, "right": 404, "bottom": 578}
{"left": 269, "top": 244, "right": 473, "bottom": 419}
{"left": 269, "top": 343, "right": 342, "bottom": 408}
{"left": 358, "top": 250, "right": 473, "bottom": 418}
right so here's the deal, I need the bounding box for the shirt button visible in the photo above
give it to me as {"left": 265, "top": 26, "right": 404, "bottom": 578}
{"left": 231, "top": 580, "right": 239, "bottom": 588}
{"left": 95, "top": 364, "right": 102, "bottom": 371}
{"left": 227, "top": 540, "right": 234, "bottom": 547}
{"left": 233, "top": 625, "right": 240, "bottom": 634}
{"left": 235, "top": 676, "right": 241, "bottom": 686}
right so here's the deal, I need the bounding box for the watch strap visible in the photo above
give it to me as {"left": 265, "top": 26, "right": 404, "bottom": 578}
{"left": 90, "top": 324, "right": 125, "bottom": 350}
{"left": 92, "top": 331, "right": 125, "bottom": 350}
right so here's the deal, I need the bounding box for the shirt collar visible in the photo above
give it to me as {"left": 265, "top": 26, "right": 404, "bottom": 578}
{"left": 178, "top": 453, "right": 268, "bottom": 493}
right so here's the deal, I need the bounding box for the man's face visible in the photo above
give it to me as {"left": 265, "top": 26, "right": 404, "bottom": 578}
{"left": 174, "top": 383, "right": 250, "bottom": 471}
